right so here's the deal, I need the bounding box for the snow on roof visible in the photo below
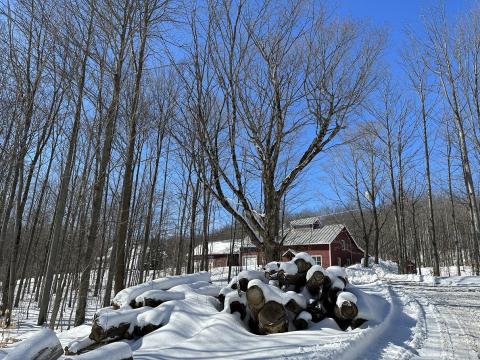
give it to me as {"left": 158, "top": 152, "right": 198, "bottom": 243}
{"left": 193, "top": 239, "right": 242, "bottom": 256}
{"left": 290, "top": 216, "right": 320, "bottom": 227}
{"left": 283, "top": 224, "right": 345, "bottom": 246}
{"left": 282, "top": 248, "right": 298, "bottom": 257}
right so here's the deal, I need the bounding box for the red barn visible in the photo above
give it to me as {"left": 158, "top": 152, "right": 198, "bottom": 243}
{"left": 193, "top": 217, "right": 364, "bottom": 270}
{"left": 241, "top": 217, "right": 364, "bottom": 269}
{"left": 193, "top": 239, "right": 242, "bottom": 271}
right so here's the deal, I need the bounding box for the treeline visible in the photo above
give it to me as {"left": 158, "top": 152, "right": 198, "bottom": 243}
{"left": 0, "top": 0, "right": 478, "bottom": 331}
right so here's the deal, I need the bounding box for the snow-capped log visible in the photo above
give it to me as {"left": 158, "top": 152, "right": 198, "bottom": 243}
{"left": 64, "top": 336, "right": 96, "bottom": 355}
{"left": 326, "top": 266, "right": 348, "bottom": 287}
{"left": 245, "top": 284, "right": 266, "bottom": 321}
{"left": 90, "top": 307, "right": 151, "bottom": 342}
{"left": 332, "top": 291, "right": 359, "bottom": 331}
{"left": 223, "top": 291, "right": 247, "bottom": 320}
{"left": 257, "top": 301, "right": 288, "bottom": 335}
{"left": 291, "top": 252, "right": 316, "bottom": 273}
{"left": 334, "top": 291, "right": 358, "bottom": 320}
{"left": 5, "top": 328, "right": 63, "bottom": 360}
{"left": 235, "top": 270, "right": 267, "bottom": 291}
{"left": 294, "top": 311, "right": 312, "bottom": 330}
{"left": 305, "top": 299, "right": 327, "bottom": 323}
{"left": 263, "top": 262, "right": 280, "bottom": 280}
{"left": 133, "top": 305, "right": 173, "bottom": 336}
{"left": 305, "top": 265, "right": 328, "bottom": 295}
{"left": 112, "top": 272, "right": 210, "bottom": 309}
{"left": 218, "top": 286, "right": 235, "bottom": 306}
{"left": 93, "top": 306, "right": 116, "bottom": 320}
{"left": 284, "top": 297, "right": 305, "bottom": 315}
{"left": 277, "top": 269, "right": 307, "bottom": 288}
{"left": 134, "top": 290, "right": 185, "bottom": 308}
{"left": 64, "top": 342, "right": 132, "bottom": 360}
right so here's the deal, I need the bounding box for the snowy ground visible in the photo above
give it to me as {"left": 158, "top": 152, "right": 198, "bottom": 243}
{"left": 1, "top": 263, "right": 479, "bottom": 359}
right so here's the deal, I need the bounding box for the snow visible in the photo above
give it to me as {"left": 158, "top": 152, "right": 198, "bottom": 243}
{"left": 292, "top": 252, "right": 316, "bottom": 266}
{"left": 3, "top": 261, "right": 480, "bottom": 359}
{"left": 136, "top": 306, "right": 172, "bottom": 328}
{"left": 134, "top": 290, "right": 185, "bottom": 305}
{"left": 193, "top": 239, "right": 241, "bottom": 256}
{"left": 96, "top": 307, "right": 151, "bottom": 331}
{"left": 112, "top": 271, "right": 210, "bottom": 309}
{"left": 64, "top": 342, "right": 132, "bottom": 359}
{"left": 335, "top": 291, "right": 358, "bottom": 308}
{"left": 3, "top": 328, "right": 61, "bottom": 359}
{"left": 247, "top": 279, "right": 284, "bottom": 304}
{"left": 284, "top": 291, "right": 307, "bottom": 308}
{"left": 279, "top": 261, "right": 298, "bottom": 275}
{"left": 326, "top": 265, "right": 347, "bottom": 279}
{"left": 306, "top": 265, "right": 326, "bottom": 281}
{"left": 223, "top": 291, "right": 247, "bottom": 313}
{"left": 264, "top": 261, "right": 280, "bottom": 272}
{"left": 297, "top": 310, "right": 312, "bottom": 322}
{"left": 227, "top": 270, "right": 266, "bottom": 288}
{"left": 65, "top": 335, "right": 95, "bottom": 354}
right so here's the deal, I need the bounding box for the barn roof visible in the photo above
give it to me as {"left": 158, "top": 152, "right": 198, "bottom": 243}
{"left": 283, "top": 224, "right": 345, "bottom": 246}
{"left": 290, "top": 216, "right": 320, "bottom": 227}
{"left": 193, "top": 239, "right": 242, "bottom": 256}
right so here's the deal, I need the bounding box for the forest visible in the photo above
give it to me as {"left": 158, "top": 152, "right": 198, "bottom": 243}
{"left": 0, "top": 0, "right": 479, "bottom": 332}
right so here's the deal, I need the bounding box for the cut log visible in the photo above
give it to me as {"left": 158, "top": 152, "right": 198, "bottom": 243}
{"left": 277, "top": 270, "right": 306, "bottom": 289}
{"left": 112, "top": 272, "right": 209, "bottom": 309}
{"left": 334, "top": 292, "right": 358, "bottom": 320}
{"left": 133, "top": 306, "right": 172, "bottom": 337}
{"left": 306, "top": 299, "right": 327, "bottom": 323}
{"left": 90, "top": 307, "right": 151, "bottom": 342}
{"left": 229, "top": 301, "right": 247, "bottom": 320}
{"left": 64, "top": 342, "right": 133, "bottom": 360}
{"left": 294, "top": 258, "right": 312, "bottom": 273}
{"left": 257, "top": 301, "right": 288, "bottom": 335}
{"left": 5, "top": 328, "right": 63, "bottom": 360}
{"left": 334, "top": 300, "right": 358, "bottom": 321}
{"left": 305, "top": 266, "right": 326, "bottom": 295}
{"left": 238, "top": 277, "right": 249, "bottom": 292}
{"left": 285, "top": 298, "right": 305, "bottom": 315}
{"left": 64, "top": 336, "right": 96, "bottom": 355}
{"left": 246, "top": 284, "right": 265, "bottom": 322}
{"left": 294, "top": 311, "right": 312, "bottom": 330}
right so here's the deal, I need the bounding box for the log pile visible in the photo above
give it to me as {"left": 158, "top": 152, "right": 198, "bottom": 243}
{"left": 4, "top": 328, "right": 63, "bottom": 360}
{"left": 62, "top": 272, "right": 216, "bottom": 357}
{"left": 221, "top": 252, "right": 365, "bottom": 334}
{"left": 9, "top": 262, "right": 370, "bottom": 358}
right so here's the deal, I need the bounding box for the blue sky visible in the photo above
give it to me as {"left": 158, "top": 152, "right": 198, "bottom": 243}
{"left": 337, "top": 0, "right": 473, "bottom": 73}
{"left": 293, "top": 0, "right": 476, "bottom": 214}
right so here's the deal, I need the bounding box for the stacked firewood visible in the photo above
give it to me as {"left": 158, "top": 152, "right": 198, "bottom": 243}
{"left": 64, "top": 272, "right": 212, "bottom": 357}
{"left": 220, "top": 253, "right": 365, "bottom": 334}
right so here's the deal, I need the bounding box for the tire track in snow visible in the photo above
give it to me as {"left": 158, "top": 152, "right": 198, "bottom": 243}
{"left": 390, "top": 281, "right": 480, "bottom": 359}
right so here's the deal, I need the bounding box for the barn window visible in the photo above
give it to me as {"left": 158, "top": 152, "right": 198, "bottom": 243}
{"left": 346, "top": 258, "right": 351, "bottom": 266}
{"left": 242, "top": 255, "right": 257, "bottom": 270}
{"left": 337, "top": 257, "right": 342, "bottom": 266}
{"left": 341, "top": 240, "right": 347, "bottom": 250}
{"left": 311, "top": 255, "right": 322, "bottom": 266}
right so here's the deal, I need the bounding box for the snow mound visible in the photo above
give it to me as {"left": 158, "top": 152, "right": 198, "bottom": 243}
{"left": 135, "top": 290, "right": 185, "bottom": 305}
{"left": 326, "top": 266, "right": 347, "bottom": 279}
{"left": 64, "top": 342, "right": 132, "bottom": 359}
{"left": 112, "top": 272, "right": 210, "bottom": 309}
